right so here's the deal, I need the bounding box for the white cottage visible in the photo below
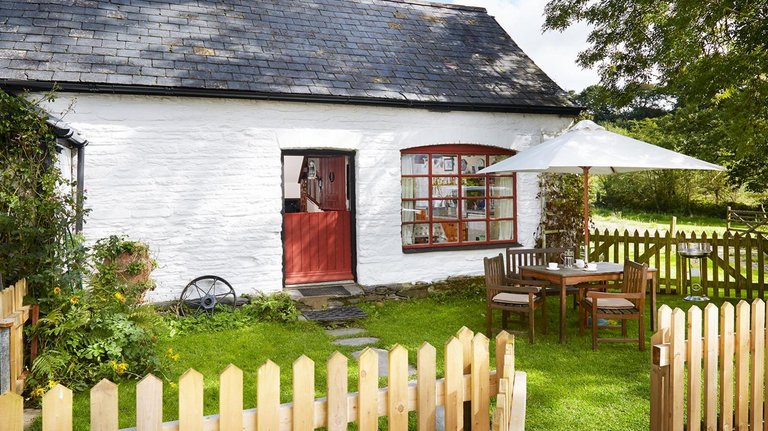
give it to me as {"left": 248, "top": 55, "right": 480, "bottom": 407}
{"left": 0, "top": 0, "right": 580, "bottom": 300}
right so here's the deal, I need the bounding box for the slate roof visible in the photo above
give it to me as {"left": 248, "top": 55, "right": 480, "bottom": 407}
{"left": 0, "top": 0, "right": 579, "bottom": 113}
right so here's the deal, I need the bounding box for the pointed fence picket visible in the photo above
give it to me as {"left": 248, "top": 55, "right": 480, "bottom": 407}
{"left": 587, "top": 228, "right": 768, "bottom": 298}
{"left": 651, "top": 300, "right": 768, "bottom": 430}
{"left": 1, "top": 327, "right": 525, "bottom": 431}
{"left": 492, "top": 335, "right": 525, "bottom": 431}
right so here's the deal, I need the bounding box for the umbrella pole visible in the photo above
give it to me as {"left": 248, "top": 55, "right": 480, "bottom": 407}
{"left": 583, "top": 167, "right": 590, "bottom": 263}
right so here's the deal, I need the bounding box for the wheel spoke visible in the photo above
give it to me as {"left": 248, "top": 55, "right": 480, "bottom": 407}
{"left": 206, "top": 278, "right": 218, "bottom": 296}
{"left": 214, "top": 292, "right": 235, "bottom": 307}
{"left": 193, "top": 283, "right": 206, "bottom": 298}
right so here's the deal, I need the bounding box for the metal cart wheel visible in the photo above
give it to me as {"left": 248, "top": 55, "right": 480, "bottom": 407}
{"left": 178, "top": 275, "right": 236, "bottom": 316}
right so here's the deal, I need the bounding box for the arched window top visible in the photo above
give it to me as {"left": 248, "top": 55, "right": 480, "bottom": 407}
{"left": 401, "top": 144, "right": 516, "bottom": 156}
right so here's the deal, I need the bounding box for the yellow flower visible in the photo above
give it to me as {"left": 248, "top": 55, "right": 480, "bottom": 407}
{"left": 169, "top": 382, "right": 178, "bottom": 390}
{"left": 114, "top": 292, "right": 126, "bottom": 303}
{"left": 31, "top": 387, "right": 46, "bottom": 398}
{"left": 109, "top": 361, "right": 129, "bottom": 375}
{"left": 53, "top": 287, "right": 61, "bottom": 295}
{"left": 47, "top": 380, "right": 59, "bottom": 389}
{"left": 69, "top": 295, "right": 80, "bottom": 305}
{"left": 165, "top": 348, "right": 180, "bottom": 362}
{"left": 116, "top": 363, "right": 128, "bottom": 375}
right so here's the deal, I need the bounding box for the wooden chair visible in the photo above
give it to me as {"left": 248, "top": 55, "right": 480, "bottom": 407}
{"left": 506, "top": 247, "right": 580, "bottom": 307}
{"left": 483, "top": 253, "right": 548, "bottom": 343}
{"left": 579, "top": 260, "right": 649, "bottom": 351}
{"left": 441, "top": 222, "right": 459, "bottom": 242}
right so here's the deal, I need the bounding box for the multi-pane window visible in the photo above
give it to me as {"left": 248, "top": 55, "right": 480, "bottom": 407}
{"left": 401, "top": 145, "right": 517, "bottom": 249}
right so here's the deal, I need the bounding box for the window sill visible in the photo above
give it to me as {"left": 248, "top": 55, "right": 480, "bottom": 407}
{"left": 402, "top": 242, "right": 523, "bottom": 254}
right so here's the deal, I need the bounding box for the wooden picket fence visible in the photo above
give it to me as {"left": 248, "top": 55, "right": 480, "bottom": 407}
{"left": 727, "top": 206, "right": 768, "bottom": 235}
{"left": 650, "top": 300, "right": 768, "bottom": 430}
{"left": 588, "top": 228, "right": 768, "bottom": 299}
{"left": 0, "top": 279, "right": 29, "bottom": 395}
{"left": 0, "top": 328, "right": 526, "bottom": 431}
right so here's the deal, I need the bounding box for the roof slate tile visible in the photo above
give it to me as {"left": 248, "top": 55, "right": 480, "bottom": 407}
{"left": 0, "top": 0, "right": 575, "bottom": 110}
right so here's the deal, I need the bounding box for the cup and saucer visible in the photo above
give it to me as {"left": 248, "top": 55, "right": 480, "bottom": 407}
{"left": 546, "top": 263, "right": 559, "bottom": 271}
{"left": 583, "top": 262, "right": 598, "bottom": 272}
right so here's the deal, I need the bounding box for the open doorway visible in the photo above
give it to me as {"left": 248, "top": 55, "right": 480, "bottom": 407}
{"left": 282, "top": 151, "right": 356, "bottom": 286}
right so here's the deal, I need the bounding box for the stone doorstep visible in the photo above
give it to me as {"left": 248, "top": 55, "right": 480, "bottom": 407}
{"left": 285, "top": 284, "right": 365, "bottom": 310}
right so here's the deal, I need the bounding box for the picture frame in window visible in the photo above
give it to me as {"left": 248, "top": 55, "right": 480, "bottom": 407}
{"left": 444, "top": 157, "right": 455, "bottom": 172}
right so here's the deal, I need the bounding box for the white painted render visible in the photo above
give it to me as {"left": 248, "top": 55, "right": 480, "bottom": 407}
{"left": 41, "top": 94, "right": 574, "bottom": 301}
{"left": 282, "top": 156, "right": 302, "bottom": 199}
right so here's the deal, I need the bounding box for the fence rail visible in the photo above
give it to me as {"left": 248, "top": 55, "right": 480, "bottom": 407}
{"left": 651, "top": 301, "right": 768, "bottom": 430}
{"left": 1, "top": 327, "right": 525, "bottom": 431}
{"left": 587, "top": 228, "right": 768, "bottom": 299}
{"left": 0, "top": 279, "right": 29, "bottom": 395}
{"left": 727, "top": 206, "right": 768, "bottom": 234}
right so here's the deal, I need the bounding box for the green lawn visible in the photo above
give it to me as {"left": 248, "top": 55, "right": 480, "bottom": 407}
{"left": 62, "top": 291, "right": 740, "bottom": 431}
{"left": 593, "top": 207, "right": 728, "bottom": 234}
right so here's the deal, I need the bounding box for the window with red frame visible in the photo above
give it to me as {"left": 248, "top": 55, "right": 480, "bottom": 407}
{"left": 401, "top": 145, "right": 517, "bottom": 249}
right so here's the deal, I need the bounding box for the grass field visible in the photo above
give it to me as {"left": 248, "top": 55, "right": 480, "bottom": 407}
{"left": 57, "top": 291, "right": 741, "bottom": 431}
{"left": 592, "top": 207, "right": 728, "bottom": 234}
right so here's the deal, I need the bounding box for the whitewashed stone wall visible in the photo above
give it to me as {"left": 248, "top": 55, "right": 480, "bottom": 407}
{"left": 40, "top": 94, "right": 573, "bottom": 301}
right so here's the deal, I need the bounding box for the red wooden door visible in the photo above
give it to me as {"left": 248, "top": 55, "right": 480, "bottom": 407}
{"left": 284, "top": 210, "right": 353, "bottom": 284}
{"left": 284, "top": 155, "right": 352, "bottom": 285}
{"left": 318, "top": 157, "right": 346, "bottom": 210}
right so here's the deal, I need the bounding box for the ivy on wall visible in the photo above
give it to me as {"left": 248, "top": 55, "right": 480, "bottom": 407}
{"left": 0, "top": 89, "right": 85, "bottom": 299}
{"left": 536, "top": 172, "right": 585, "bottom": 251}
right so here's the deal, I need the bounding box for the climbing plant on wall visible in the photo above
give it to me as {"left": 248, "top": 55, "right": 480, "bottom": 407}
{"left": 536, "top": 172, "right": 584, "bottom": 251}
{"left": 0, "top": 88, "right": 85, "bottom": 299}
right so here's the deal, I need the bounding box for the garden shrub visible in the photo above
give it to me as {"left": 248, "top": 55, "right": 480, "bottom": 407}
{"left": 28, "top": 236, "right": 165, "bottom": 394}
{"left": 165, "top": 292, "right": 300, "bottom": 336}
{"left": 165, "top": 307, "right": 256, "bottom": 336}
{"left": 0, "top": 89, "right": 85, "bottom": 298}
{"left": 242, "top": 292, "right": 300, "bottom": 323}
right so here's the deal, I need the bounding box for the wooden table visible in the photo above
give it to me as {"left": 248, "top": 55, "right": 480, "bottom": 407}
{"left": 521, "top": 262, "right": 658, "bottom": 343}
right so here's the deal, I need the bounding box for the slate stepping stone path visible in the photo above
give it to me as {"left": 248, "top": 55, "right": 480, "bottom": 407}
{"left": 302, "top": 305, "right": 368, "bottom": 322}
{"left": 332, "top": 336, "right": 380, "bottom": 346}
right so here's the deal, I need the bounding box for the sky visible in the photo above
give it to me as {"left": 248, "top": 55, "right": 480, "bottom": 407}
{"left": 443, "top": 0, "right": 599, "bottom": 92}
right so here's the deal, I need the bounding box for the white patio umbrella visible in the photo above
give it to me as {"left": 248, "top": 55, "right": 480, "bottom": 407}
{"left": 478, "top": 120, "right": 726, "bottom": 261}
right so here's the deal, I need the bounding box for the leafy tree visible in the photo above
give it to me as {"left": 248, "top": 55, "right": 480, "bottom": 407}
{"left": 545, "top": 0, "right": 768, "bottom": 191}
{"left": 573, "top": 84, "right": 669, "bottom": 123}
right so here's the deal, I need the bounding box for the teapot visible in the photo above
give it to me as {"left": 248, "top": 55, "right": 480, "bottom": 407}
{"left": 560, "top": 250, "right": 575, "bottom": 268}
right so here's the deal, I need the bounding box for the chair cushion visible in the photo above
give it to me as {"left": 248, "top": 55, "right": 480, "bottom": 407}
{"left": 510, "top": 285, "right": 542, "bottom": 293}
{"left": 584, "top": 297, "right": 635, "bottom": 309}
{"left": 492, "top": 292, "right": 532, "bottom": 304}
